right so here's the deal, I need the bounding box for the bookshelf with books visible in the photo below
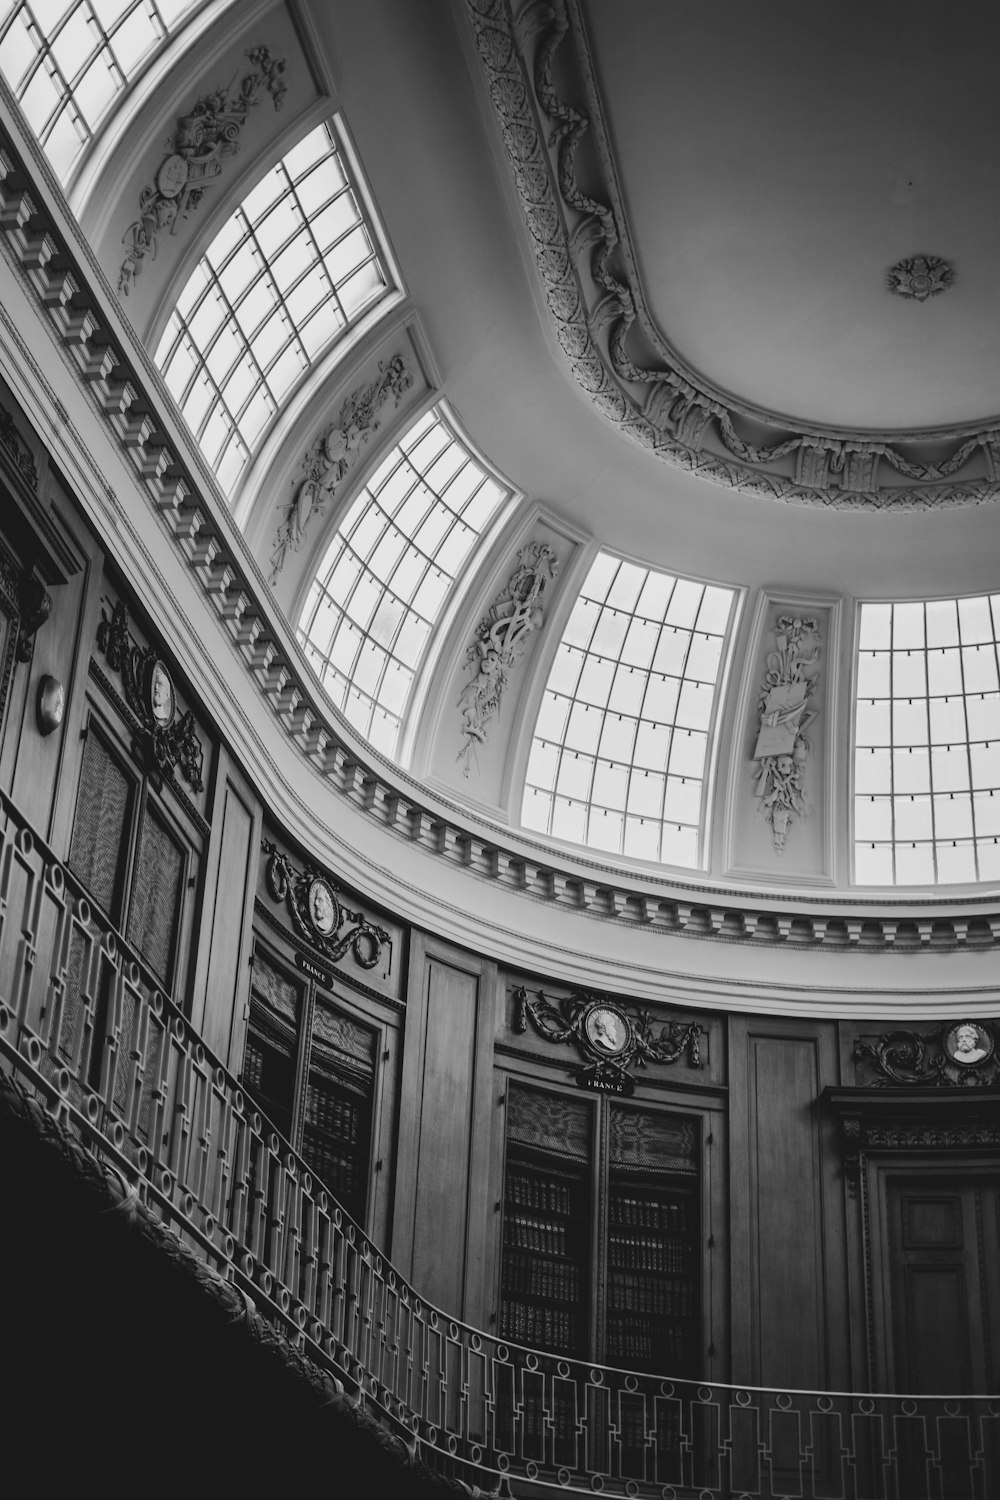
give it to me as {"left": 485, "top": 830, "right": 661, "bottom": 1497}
{"left": 499, "top": 1086, "right": 591, "bottom": 1358}
{"left": 605, "top": 1105, "right": 700, "bottom": 1376}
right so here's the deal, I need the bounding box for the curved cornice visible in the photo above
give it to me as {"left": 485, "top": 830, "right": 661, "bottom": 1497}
{"left": 464, "top": 0, "right": 1000, "bottom": 512}
{"left": 3, "top": 85, "right": 1000, "bottom": 995}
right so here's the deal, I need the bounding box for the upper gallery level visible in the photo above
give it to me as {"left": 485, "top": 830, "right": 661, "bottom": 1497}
{"left": 0, "top": 0, "right": 999, "bottom": 1007}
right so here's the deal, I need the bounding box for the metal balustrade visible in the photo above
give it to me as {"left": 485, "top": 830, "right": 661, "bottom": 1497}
{"left": 0, "top": 786, "right": 996, "bottom": 1499}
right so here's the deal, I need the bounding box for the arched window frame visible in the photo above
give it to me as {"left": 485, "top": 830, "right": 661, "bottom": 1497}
{"left": 517, "top": 545, "right": 739, "bottom": 872}
{"left": 851, "top": 591, "right": 1000, "bottom": 887}
{"left": 294, "top": 399, "right": 518, "bottom": 764}
{"left": 153, "top": 111, "right": 403, "bottom": 507}
{"left": 0, "top": 0, "right": 220, "bottom": 196}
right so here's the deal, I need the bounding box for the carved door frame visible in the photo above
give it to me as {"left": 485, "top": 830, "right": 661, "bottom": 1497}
{"left": 824, "top": 1086, "right": 1000, "bottom": 1392}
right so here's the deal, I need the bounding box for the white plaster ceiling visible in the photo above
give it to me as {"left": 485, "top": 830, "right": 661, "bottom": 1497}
{"left": 578, "top": 0, "right": 1000, "bottom": 432}
{"left": 295, "top": 0, "right": 1000, "bottom": 606}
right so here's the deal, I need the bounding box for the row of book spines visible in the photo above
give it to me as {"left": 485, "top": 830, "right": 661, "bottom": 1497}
{"left": 610, "top": 1195, "right": 690, "bottom": 1232}
{"left": 304, "top": 1088, "right": 363, "bottom": 1143}
{"left": 606, "top": 1321, "right": 693, "bottom": 1365}
{"left": 505, "top": 1215, "right": 578, "bottom": 1255}
{"left": 500, "top": 1300, "right": 579, "bottom": 1351}
{"left": 506, "top": 1173, "right": 580, "bottom": 1217}
{"left": 607, "top": 1276, "right": 695, "bottom": 1316}
{"left": 608, "top": 1236, "right": 692, "bottom": 1272}
{"left": 502, "top": 1252, "right": 582, "bottom": 1305}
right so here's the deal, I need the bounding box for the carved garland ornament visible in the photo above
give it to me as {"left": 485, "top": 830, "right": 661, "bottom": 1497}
{"left": 263, "top": 843, "right": 389, "bottom": 970}
{"left": 96, "top": 601, "right": 204, "bottom": 792}
{"left": 457, "top": 542, "right": 558, "bottom": 775}
{"left": 855, "top": 1020, "right": 999, "bottom": 1087}
{"left": 751, "top": 615, "right": 821, "bottom": 853}
{"left": 119, "top": 47, "right": 287, "bottom": 295}
{"left": 465, "top": 0, "right": 1000, "bottom": 511}
{"left": 513, "top": 985, "right": 702, "bottom": 1095}
{"left": 269, "top": 355, "right": 412, "bottom": 584}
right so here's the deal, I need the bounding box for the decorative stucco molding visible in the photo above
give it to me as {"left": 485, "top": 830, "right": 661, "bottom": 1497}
{"left": 269, "top": 355, "right": 412, "bottom": 584}
{"left": 854, "top": 1020, "right": 998, "bottom": 1087}
{"left": 119, "top": 46, "right": 287, "bottom": 296}
{"left": 887, "top": 255, "right": 955, "bottom": 302}
{"left": 457, "top": 542, "right": 557, "bottom": 775}
{"left": 464, "top": 0, "right": 1000, "bottom": 511}
{"left": 5, "top": 116, "right": 1000, "bottom": 958}
{"left": 513, "top": 984, "right": 702, "bottom": 1094}
{"left": 97, "top": 599, "right": 204, "bottom": 792}
{"left": 263, "top": 840, "right": 391, "bottom": 970}
{"left": 752, "top": 615, "right": 821, "bottom": 853}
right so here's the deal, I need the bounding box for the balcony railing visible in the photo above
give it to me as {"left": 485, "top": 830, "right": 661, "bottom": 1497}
{"left": 0, "top": 787, "right": 996, "bottom": 1499}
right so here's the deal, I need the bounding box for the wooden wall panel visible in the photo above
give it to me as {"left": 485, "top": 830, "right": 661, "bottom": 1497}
{"left": 190, "top": 759, "right": 259, "bottom": 1066}
{"left": 729, "top": 1021, "right": 847, "bottom": 1390}
{"left": 394, "top": 935, "right": 495, "bottom": 1322}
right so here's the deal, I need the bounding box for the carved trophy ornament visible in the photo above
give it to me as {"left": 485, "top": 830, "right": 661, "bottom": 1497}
{"left": 457, "top": 543, "right": 558, "bottom": 775}
{"left": 269, "top": 356, "right": 412, "bottom": 583}
{"left": 263, "top": 842, "right": 389, "bottom": 970}
{"left": 855, "top": 1020, "right": 999, "bottom": 1088}
{"left": 513, "top": 986, "right": 702, "bottom": 1095}
{"left": 752, "top": 614, "right": 821, "bottom": 853}
{"left": 119, "top": 46, "right": 287, "bottom": 295}
{"left": 96, "top": 601, "right": 204, "bottom": 793}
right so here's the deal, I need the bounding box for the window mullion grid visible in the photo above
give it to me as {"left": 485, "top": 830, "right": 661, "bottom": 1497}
{"left": 669, "top": 586, "right": 702, "bottom": 844}
{"left": 286, "top": 171, "right": 352, "bottom": 326}
{"left": 913, "top": 607, "right": 936, "bottom": 882}
{"left": 103, "top": 2, "right": 160, "bottom": 87}
{"left": 242, "top": 211, "right": 310, "bottom": 385}
{"left": 624, "top": 610, "right": 662, "bottom": 859}
{"left": 555, "top": 600, "right": 601, "bottom": 841}
{"left": 953, "top": 610, "right": 978, "bottom": 880}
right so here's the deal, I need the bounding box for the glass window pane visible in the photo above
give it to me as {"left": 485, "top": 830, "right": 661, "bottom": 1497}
{"left": 298, "top": 409, "right": 509, "bottom": 759}
{"left": 854, "top": 596, "right": 1000, "bottom": 883}
{"left": 519, "top": 551, "right": 734, "bottom": 869}
{"left": 155, "top": 122, "right": 392, "bottom": 497}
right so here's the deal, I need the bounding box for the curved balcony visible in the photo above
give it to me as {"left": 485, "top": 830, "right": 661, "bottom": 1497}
{"left": 1, "top": 788, "right": 994, "bottom": 1500}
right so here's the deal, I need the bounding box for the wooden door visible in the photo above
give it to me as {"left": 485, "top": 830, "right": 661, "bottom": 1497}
{"left": 884, "top": 1174, "right": 1000, "bottom": 1394}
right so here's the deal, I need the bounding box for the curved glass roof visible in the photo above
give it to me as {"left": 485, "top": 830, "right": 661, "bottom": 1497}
{"left": 0, "top": 0, "right": 198, "bottom": 182}
{"left": 297, "top": 407, "right": 510, "bottom": 757}
{"left": 854, "top": 595, "right": 1000, "bottom": 885}
{"left": 155, "top": 120, "right": 390, "bottom": 494}
{"left": 521, "top": 552, "right": 735, "bottom": 868}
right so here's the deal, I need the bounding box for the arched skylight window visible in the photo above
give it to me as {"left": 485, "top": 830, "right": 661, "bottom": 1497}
{"left": 298, "top": 408, "right": 510, "bottom": 757}
{"left": 854, "top": 596, "right": 1000, "bottom": 885}
{"left": 0, "top": 0, "right": 198, "bottom": 182}
{"left": 155, "top": 121, "right": 390, "bottom": 495}
{"left": 521, "top": 553, "right": 735, "bottom": 868}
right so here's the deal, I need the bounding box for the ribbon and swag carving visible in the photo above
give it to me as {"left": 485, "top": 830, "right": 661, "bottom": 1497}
{"left": 263, "top": 843, "right": 389, "bottom": 970}
{"left": 513, "top": 986, "right": 702, "bottom": 1096}
{"left": 96, "top": 602, "right": 204, "bottom": 793}
{"left": 855, "top": 1021, "right": 999, "bottom": 1088}
{"left": 269, "top": 356, "right": 412, "bottom": 583}
{"left": 457, "top": 543, "right": 558, "bottom": 775}
{"left": 0, "top": 407, "right": 38, "bottom": 490}
{"left": 752, "top": 614, "right": 821, "bottom": 853}
{"left": 119, "top": 46, "right": 287, "bottom": 295}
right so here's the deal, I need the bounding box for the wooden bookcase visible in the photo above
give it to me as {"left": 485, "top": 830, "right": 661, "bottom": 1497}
{"left": 498, "top": 1083, "right": 702, "bottom": 1376}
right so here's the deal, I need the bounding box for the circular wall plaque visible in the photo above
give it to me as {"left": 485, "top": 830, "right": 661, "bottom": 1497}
{"left": 584, "top": 1004, "right": 629, "bottom": 1057}
{"left": 944, "top": 1021, "right": 994, "bottom": 1067}
{"left": 146, "top": 659, "right": 175, "bottom": 727}
{"left": 36, "top": 675, "right": 64, "bottom": 736}
{"left": 307, "top": 877, "right": 338, "bottom": 937}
